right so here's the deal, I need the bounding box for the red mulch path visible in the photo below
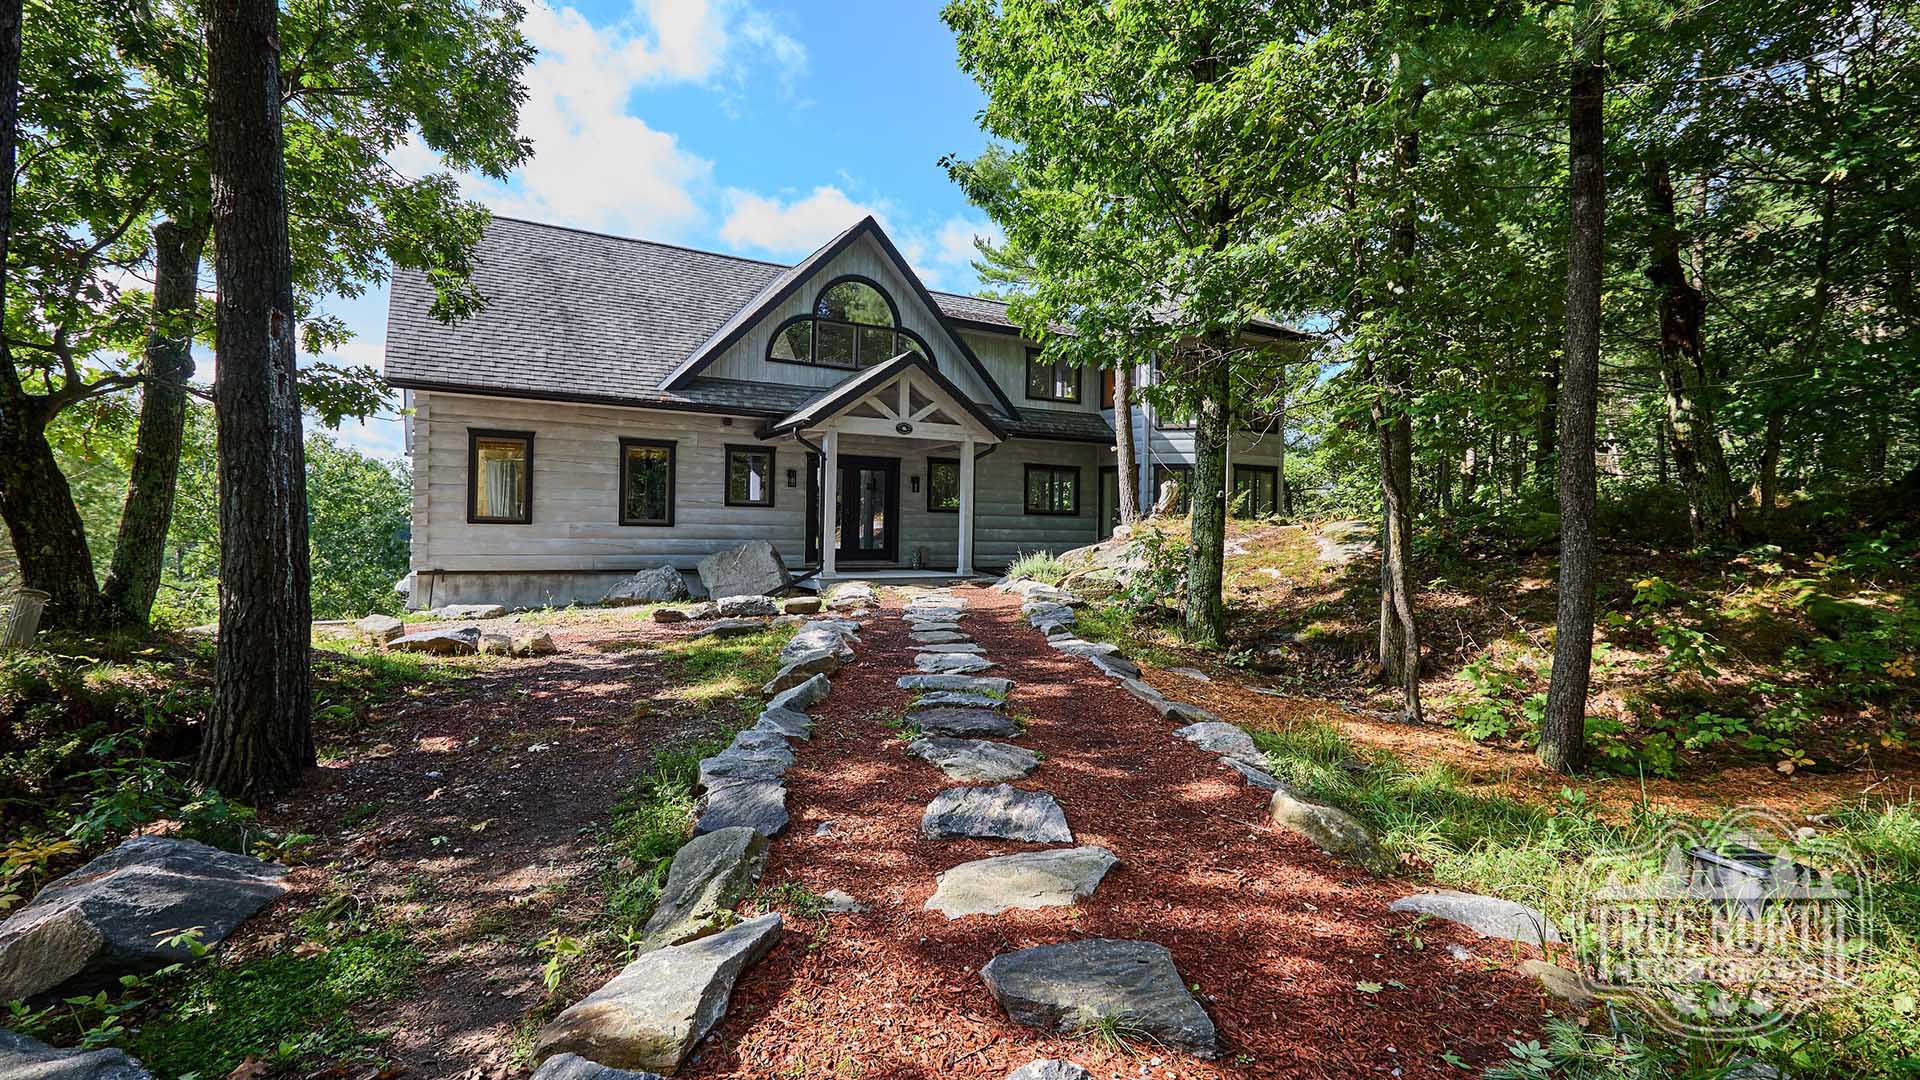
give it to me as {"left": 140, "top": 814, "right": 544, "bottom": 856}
{"left": 682, "top": 585, "right": 1550, "bottom": 1080}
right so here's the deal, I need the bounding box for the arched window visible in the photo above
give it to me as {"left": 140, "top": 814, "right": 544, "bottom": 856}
{"left": 768, "top": 276, "right": 934, "bottom": 371}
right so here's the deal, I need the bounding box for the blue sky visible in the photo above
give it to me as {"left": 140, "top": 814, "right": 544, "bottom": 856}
{"left": 323, "top": 0, "right": 1001, "bottom": 459}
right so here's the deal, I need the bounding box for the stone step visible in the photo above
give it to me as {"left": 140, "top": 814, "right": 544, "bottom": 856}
{"left": 907, "top": 736, "right": 1040, "bottom": 781}
{"left": 898, "top": 674, "right": 1015, "bottom": 695}
{"left": 926, "top": 846, "right": 1118, "bottom": 918}
{"left": 910, "top": 630, "right": 971, "bottom": 645}
{"left": 913, "top": 690, "right": 1006, "bottom": 710}
{"left": 922, "top": 784, "right": 1071, "bottom": 843}
{"left": 915, "top": 652, "right": 996, "bottom": 674}
{"left": 911, "top": 707, "right": 1021, "bottom": 739}
{"left": 980, "top": 938, "right": 1218, "bottom": 1059}
{"left": 913, "top": 642, "right": 984, "bottom": 655}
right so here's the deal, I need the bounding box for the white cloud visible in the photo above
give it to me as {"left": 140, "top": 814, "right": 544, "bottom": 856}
{"left": 718, "top": 185, "right": 884, "bottom": 257}
{"left": 934, "top": 215, "right": 1002, "bottom": 276}
{"left": 415, "top": 0, "right": 807, "bottom": 239}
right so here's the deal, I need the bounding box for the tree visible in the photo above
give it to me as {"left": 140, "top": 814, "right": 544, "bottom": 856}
{"left": 1113, "top": 360, "right": 1140, "bottom": 527}
{"left": 0, "top": 0, "right": 530, "bottom": 632}
{"left": 196, "top": 0, "right": 313, "bottom": 797}
{"left": 1539, "top": 0, "right": 1606, "bottom": 774}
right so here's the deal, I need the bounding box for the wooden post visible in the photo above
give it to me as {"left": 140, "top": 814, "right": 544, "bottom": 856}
{"left": 3, "top": 588, "right": 50, "bottom": 649}
{"left": 957, "top": 437, "right": 976, "bottom": 576}
{"left": 820, "top": 429, "right": 839, "bottom": 580}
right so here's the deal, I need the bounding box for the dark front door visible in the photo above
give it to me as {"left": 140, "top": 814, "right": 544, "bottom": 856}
{"left": 830, "top": 455, "right": 899, "bottom": 563}
{"left": 1099, "top": 465, "right": 1121, "bottom": 537}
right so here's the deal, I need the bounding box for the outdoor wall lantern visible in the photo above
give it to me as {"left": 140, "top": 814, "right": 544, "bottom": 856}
{"left": 786, "top": 468, "right": 798, "bottom": 488}
{"left": 910, "top": 475, "right": 921, "bottom": 494}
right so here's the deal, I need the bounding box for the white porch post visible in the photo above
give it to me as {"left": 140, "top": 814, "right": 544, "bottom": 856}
{"left": 820, "top": 429, "right": 838, "bottom": 579}
{"left": 957, "top": 436, "right": 976, "bottom": 576}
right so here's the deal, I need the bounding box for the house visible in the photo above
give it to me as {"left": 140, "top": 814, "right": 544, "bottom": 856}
{"left": 383, "top": 215, "right": 1304, "bottom": 609}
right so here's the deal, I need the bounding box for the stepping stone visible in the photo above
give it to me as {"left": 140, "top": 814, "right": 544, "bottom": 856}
{"left": 697, "top": 738, "right": 794, "bottom": 789}
{"left": 1388, "top": 890, "right": 1562, "bottom": 946}
{"left": 926, "top": 846, "right": 1118, "bottom": 918}
{"left": 915, "top": 652, "right": 996, "bottom": 674}
{"left": 914, "top": 642, "right": 985, "bottom": 654}
{"left": 915, "top": 690, "right": 1005, "bottom": 710}
{"left": 1008, "top": 1062, "right": 1091, "bottom": 1080}
{"left": 912, "top": 630, "right": 971, "bottom": 645}
{"left": 694, "top": 779, "right": 788, "bottom": 838}
{"left": 1032, "top": 615, "right": 1075, "bottom": 636}
{"left": 907, "top": 606, "right": 965, "bottom": 619}
{"left": 1174, "top": 722, "right": 1265, "bottom": 768}
{"left": 980, "top": 938, "right": 1218, "bottom": 1058}
{"left": 912, "top": 707, "right": 1021, "bottom": 739}
{"left": 749, "top": 706, "right": 812, "bottom": 741}
{"left": 1050, "top": 638, "right": 1120, "bottom": 659}
{"left": 534, "top": 914, "right": 782, "bottom": 1072}
{"left": 922, "top": 784, "right": 1071, "bottom": 843}
{"left": 761, "top": 647, "right": 842, "bottom": 695}
{"left": 1089, "top": 654, "right": 1141, "bottom": 680}
{"left": 908, "top": 737, "right": 1040, "bottom": 782}
{"left": 899, "top": 674, "right": 1015, "bottom": 695}
{"left": 640, "top": 827, "right": 768, "bottom": 950}
{"left": 0, "top": 836, "right": 288, "bottom": 1001}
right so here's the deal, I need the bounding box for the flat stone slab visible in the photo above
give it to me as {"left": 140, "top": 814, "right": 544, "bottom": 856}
{"left": 1168, "top": 667, "right": 1212, "bottom": 682}
{"left": 762, "top": 648, "right": 842, "bottom": 695}
{"left": 980, "top": 938, "right": 1218, "bottom": 1058}
{"left": 767, "top": 672, "right": 831, "bottom": 713}
{"left": 922, "top": 784, "right": 1071, "bottom": 843}
{"left": 641, "top": 827, "right": 768, "bottom": 950}
{"left": 0, "top": 836, "right": 288, "bottom": 1001}
{"left": 697, "top": 738, "right": 795, "bottom": 788}
{"left": 692, "top": 617, "right": 772, "bottom": 639}
{"left": 1007, "top": 1062, "right": 1091, "bottom": 1080}
{"left": 908, "top": 737, "right": 1040, "bottom": 782}
{"left": 1223, "top": 758, "right": 1284, "bottom": 791}
{"left": 1049, "top": 638, "right": 1120, "bottom": 659}
{"left": 1174, "top": 722, "right": 1265, "bottom": 767}
{"left": 1388, "top": 890, "right": 1562, "bottom": 946}
{"left": 914, "top": 642, "right": 985, "bottom": 654}
{"left": 915, "top": 652, "right": 996, "bottom": 674}
{"left": 437, "top": 602, "right": 507, "bottom": 619}
{"left": 694, "top": 780, "right": 788, "bottom": 838}
{"left": 0, "top": 1028, "right": 151, "bottom": 1079}
{"left": 927, "top": 847, "right": 1118, "bottom": 918}
{"left": 912, "top": 707, "right": 1021, "bottom": 739}
{"left": 389, "top": 626, "right": 480, "bottom": 655}
{"left": 899, "top": 674, "right": 1014, "bottom": 695}
{"left": 749, "top": 707, "right": 812, "bottom": 741}
{"left": 911, "top": 630, "right": 972, "bottom": 645}
{"left": 1089, "top": 654, "right": 1141, "bottom": 680}
{"left": 915, "top": 690, "right": 1006, "bottom": 710}
{"left": 534, "top": 913, "right": 782, "bottom": 1072}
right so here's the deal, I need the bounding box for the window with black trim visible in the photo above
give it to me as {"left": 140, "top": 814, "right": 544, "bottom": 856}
{"left": 469, "top": 430, "right": 533, "bottom": 524}
{"left": 1232, "top": 464, "right": 1279, "bottom": 518}
{"left": 766, "top": 276, "right": 934, "bottom": 371}
{"left": 1152, "top": 463, "right": 1193, "bottom": 515}
{"left": 1025, "top": 347, "right": 1081, "bottom": 403}
{"left": 620, "top": 438, "right": 675, "bottom": 526}
{"left": 1157, "top": 401, "right": 1196, "bottom": 431}
{"left": 726, "top": 444, "right": 775, "bottom": 507}
{"left": 927, "top": 457, "right": 961, "bottom": 513}
{"left": 1024, "top": 464, "right": 1081, "bottom": 516}
{"left": 1101, "top": 369, "right": 1115, "bottom": 409}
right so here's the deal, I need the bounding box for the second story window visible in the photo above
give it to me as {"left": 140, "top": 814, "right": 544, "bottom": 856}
{"left": 1025, "top": 347, "right": 1081, "bottom": 403}
{"left": 768, "top": 276, "right": 934, "bottom": 372}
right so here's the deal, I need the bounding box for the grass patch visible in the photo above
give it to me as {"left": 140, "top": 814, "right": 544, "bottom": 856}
{"left": 123, "top": 913, "right": 418, "bottom": 1077}
{"left": 654, "top": 625, "right": 797, "bottom": 722}
{"left": 1005, "top": 551, "right": 1069, "bottom": 586}
{"left": 1251, "top": 718, "right": 1920, "bottom": 1077}
{"left": 1072, "top": 602, "right": 1191, "bottom": 670}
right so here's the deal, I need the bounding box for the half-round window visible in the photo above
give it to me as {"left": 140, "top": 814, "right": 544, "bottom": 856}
{"left": 767, "top": 276, "right": 934, "bottom": 371}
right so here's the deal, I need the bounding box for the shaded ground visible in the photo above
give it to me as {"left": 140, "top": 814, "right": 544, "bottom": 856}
{"left": 682, "top": 587, "right": 1550, "bottom": 1080}
{"left": 243, "top": 609, "right": 734, "bottom": 1080}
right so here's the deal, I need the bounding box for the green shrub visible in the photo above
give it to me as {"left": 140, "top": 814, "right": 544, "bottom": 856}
{"left": 1004, "top": 551, "right": 1068, "bottom": 585}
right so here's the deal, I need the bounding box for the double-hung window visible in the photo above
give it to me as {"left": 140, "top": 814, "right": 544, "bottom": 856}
{"left": 726, "top": 445, "right": 775, "bottom": 507}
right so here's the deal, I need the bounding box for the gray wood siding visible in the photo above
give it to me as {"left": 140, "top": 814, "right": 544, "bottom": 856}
{"left": 695, "top": 235, "right": 999, "bottom": 408}
{"left": 962, "top": 330, "right": 1105, "bottom": 415}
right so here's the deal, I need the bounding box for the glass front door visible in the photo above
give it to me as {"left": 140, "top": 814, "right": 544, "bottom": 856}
{"left": 834, "top": 456, "right": 898, "bottom": 563}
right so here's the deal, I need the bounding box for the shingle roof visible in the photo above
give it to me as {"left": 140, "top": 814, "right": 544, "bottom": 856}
{"left": 384, "top": 216, "right": 1034, "bottom": 413}
{"left": 758, "top": 352, "right": 1009, "bottom": 441}
{"left": 1004, "top": 407, "right": 1116, "bottom": 443}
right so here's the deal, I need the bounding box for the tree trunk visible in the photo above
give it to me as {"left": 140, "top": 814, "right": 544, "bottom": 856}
{"left": 0, "top": 0, "right": 104, "bottom": 632}
{"left": 1373, "top": 85, "right": 1425, "bottom": 721}
{"left": 1758, "top": 407, "right": 1784, "bottom": 520}
{"left": 1113, "top": 360, "right": 1139, "bottom": 527}
{"left": 1535, "top": 355, "right": 1558, "bottom": 484}
{"left": 101, "top": 217, "right": 209, "bottom": 626}
{"left": 1183, "top": 349, "right": 1230, "bottom": 646}
{"left": 1655, "top": 409, "right": 1669, "bottom": 486}
{"left": 1646, "top": 157, "right": 1735, "bottom": 541}
{"left": 1275, "top": 364, "right": 1290, "bottom": 516}
{"left": 1540, "top": 11, "right": 1604, "bottom": 774}
{"left": 196, "top": 0, "right": 314, "bottom": 798}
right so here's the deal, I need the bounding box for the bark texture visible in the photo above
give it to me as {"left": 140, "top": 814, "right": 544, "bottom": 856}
{"left": 1540, "top": 20, "right": 1604, "bottom": 774}
{"left": 1113, "top": 361, "right": 1139, "bottom": 527}
{"left": 1183, "top": 350, "right": 1230, "bottom": 647}
{"left": 1645, "top": 159, "right": 1735, "bottom": 541}
{"left": 196, "top": 0, "right": 314, "bottom": 797}
{"left": 1373, "top": 85, "right": 1425, "bottom": 721}
{"left": 101, "top": 217, "right": 209, "bottom": 626}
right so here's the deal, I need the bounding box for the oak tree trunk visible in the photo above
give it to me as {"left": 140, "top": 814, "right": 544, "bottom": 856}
{"left": 196, "top": 0, "right": 314, "bottom": 797}
{"left": 1540, "top": 13, "right": 1604, "bottom": 774}
{"left": 1113, "top": 360, "right": 1139, "bottom": 527}
{"left": 1183, "top": 350, "right": 1230, "bottom": 646}
{"left": 101, "top": 217, "right": 209, "bottom": 626}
